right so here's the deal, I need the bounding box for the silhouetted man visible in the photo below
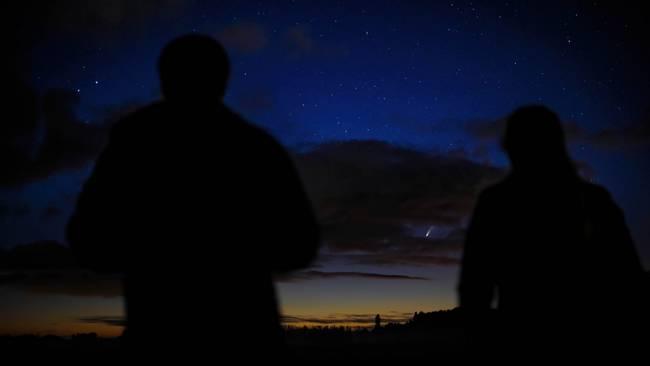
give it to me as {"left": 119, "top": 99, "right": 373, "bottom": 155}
{"left": 67, "top": 35, "right": 320, "bottom": 359}
{"left": 458, "top": 106, "right": 645, "bottom": 360}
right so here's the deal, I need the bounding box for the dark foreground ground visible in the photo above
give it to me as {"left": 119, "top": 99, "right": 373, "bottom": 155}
{"left": 0, "top": 328, "right": 467, "bottom": 362}
{"left": 1, "top": 328, "right": 643, "bottom": 364}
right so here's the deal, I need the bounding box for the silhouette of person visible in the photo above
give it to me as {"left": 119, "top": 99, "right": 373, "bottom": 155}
{"left": 458, "top": 105, "right": 646, "bottom": 360}
{"left": 67, "top": 34, "right": 320, "bottom": 359}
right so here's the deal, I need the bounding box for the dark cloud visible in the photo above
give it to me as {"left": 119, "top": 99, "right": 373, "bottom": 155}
{"left": 0, "top": 241, "right": 76, "bottom": 270}
{"left": 3, "top": 2, "right": 144, "bottom": 188}
{"left": 315, "top": 225, "right": 465, "bottom": 267}
{"left": 40, "top": 206, "right": 64, "bottom": 221}
{"left": 335, "top": 253, "right": 461, "bottom": 267}
{"left": 1, "top": 88, "right": 111, "bottom": 187}
{"left": 0, "top": 271, "right": 122, "bottom": 298}
{"left": 279, "top": 270, "right": 429, "bottom": 282}
{"left": 9, "top": 0, "right": 189, "bottom": 43}
{"left": 0, "top": 201, "right": 31, "bottom": 219}
{"left": 218, "top": 22, "right": 268, "bottom": 53}
{"left": 464, "top": 118, "right": 506, "bottom": 141}
{"left": 588, "top": 116, "right": 650, "bottom": 150}
{"left": 294, "top": 140, "right": 503, "bottom": 266}
{"left": 2, "top": 72, "right": 39, "bottom": 186}
{"left": 0, "top": 241, "right": 122, "bottom": 298}
{"left": 286, "top": 26, "right": 315, "bottom": 53}
{"left": 309, "top": 229, "right": 463, "bottom": 267}
{"left": 4, "top": 1, "right": 190, "bottom": 188}
{"left": 296, "top": 140, "right": 502, "bottom": 224}
{"left": 78, "top": 316, "right": 126, "bottom": 327}
{"left": 284, "top": 25, "right": 347, "bottom": 57}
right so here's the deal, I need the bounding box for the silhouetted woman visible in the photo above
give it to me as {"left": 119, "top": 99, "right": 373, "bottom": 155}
{"left": 459, "top": 105, "right": 645, "bottom": 361}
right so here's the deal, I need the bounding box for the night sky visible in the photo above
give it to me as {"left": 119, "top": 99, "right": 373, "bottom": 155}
{"left": 1, "top": 0, "right": 649, "bottom": 336}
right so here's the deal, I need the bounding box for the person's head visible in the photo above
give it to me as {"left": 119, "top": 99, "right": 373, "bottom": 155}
{"left": 158, "top": 34, "right": 230, "bottom": 103}
{"left": 502, "top": 105, "right": 574, "bottom": 175}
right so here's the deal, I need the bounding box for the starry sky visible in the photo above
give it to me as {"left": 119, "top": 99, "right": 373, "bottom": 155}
{"left": 1, "top": 0, "right": 649, "bottom": 335}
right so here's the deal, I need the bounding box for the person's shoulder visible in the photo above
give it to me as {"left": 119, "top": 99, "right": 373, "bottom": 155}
{"left": 222, "top": 106, "right": 266, "bottom": 133}
{"left": 580, "top": 181, "right": 614, "bottom": 202}
{"left": 580, "top": 181, "right": 621, "bottom": 214}
{"left": 223, "top": 105, "right": 288, "bottom": 152}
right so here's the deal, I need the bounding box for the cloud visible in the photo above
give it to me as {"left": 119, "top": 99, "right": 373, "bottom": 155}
{"left": 4, "top": 1, "right": 167, "bottom": 188}
{"left": 218, "top": 22, "right": 268, "bottom": 53}
{"left": 0, "top": 201, "right": 31, "bottom": 219}
{"left": 334, "top": 253, "right": 460, "bottom": 267}
{"left": 284, "top": 25, "right": 347, "bottom": 58}
{"left": 301, "top": 228, "right": 464, "bottom": 268}
{"left": 0, "top": 241, "right": 122, "bottom": 298}
{"left": 296, "top": 140, "right": 501, "bottom": 225}
{"left": 0, "top": 87, "right": 144, "bottom": 187}
{"left": 0, "top": 271, "right": 122, "bottom": 298}
{"left": 286, "top": 26, "right": 315, "bottom": 53}
{"left": 78, "top": 316, "right": 126, "bottom": 327}
{"left": 0, "top": 241, "right": 76, "bottom": 270}
{"left": 1, "top": 87, "right": 113, "bottom": 187}
{"left": 3, "top": 1, "right": 181, "bottom": 185}
{"left": 279, "top": 270, "right": 430, "bottom": 282}
{"left": 40, "top": 206, "right": 64, "bottom": 221}
{"left": 293, "top": 140, "right": 503, "bottom": 266}
{"left": 588, "top": 116, "right": 650, "bottom": 150}
{"left": 9, "top": 0, "right": 189, "bottom": 43}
